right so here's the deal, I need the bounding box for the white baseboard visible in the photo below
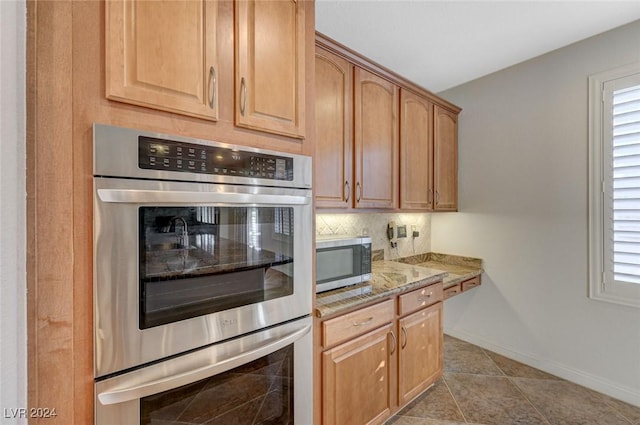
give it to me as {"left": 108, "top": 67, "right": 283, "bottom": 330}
{"left": 445, "top": 328, "right": 640, "bottom": 408}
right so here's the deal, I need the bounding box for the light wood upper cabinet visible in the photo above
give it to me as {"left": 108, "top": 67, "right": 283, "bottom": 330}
{"left": 401, "top": 90, "right": 459, "bottom": 211}
{"left": 322, "top": 324, "right": 394, "bottom": 425}
{"left": 397, "top": 302, "right": 443, "bottom": 405}
{"left": 106, "top": 0, "right": 219, "bottom": 120}
{"left": 400, "top": 89, "right": 434, "bottom": 210}
{"left": 434, "top": 105, "right": 458, "bottom": 211}
{"left": 235, "top": 0, "right": 305, "bottom": 138}
{"left": 315, "top": 47, "right": 353, "bottom": 208}
{"left": 354, "top": 68, "right": 399, "bottom": 209}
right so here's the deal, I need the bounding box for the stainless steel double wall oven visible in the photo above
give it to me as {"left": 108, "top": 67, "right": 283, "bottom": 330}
{"left": 93, "top": 124, "right": 313, "bottom": 424}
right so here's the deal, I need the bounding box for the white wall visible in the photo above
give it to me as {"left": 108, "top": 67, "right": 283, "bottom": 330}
{"left": 432, "top": 20, "right": 640, "bottom": 406}
{"left": 0, "top": 0, "right": 27, "bottom": 422}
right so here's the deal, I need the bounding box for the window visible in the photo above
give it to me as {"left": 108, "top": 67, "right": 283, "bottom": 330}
{"left": 589, "top": 63, "right": 640, "bottom": 307}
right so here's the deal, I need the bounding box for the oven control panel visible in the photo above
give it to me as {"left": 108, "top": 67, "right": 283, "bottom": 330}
{"left": 138, "top": 136, "right": 294, "bottom": 181}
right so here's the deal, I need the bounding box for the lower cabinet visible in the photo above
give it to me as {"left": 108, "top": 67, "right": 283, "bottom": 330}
{"left": 319, "top": 284, "right": 444, "bottom": 425}
{"left": 398, "top": 302, "right": 443, "bottom": 405}
{"left": 322, "top": 324, "right": 394, "bottom": 425}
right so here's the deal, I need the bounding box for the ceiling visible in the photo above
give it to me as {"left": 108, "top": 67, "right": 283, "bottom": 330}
{"left": 315, "top": 1, "right": 640, "bottom": 93}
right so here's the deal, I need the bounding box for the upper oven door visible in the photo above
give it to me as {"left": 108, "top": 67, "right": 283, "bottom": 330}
{"left": 94, "top": 177, "right": 313, "bottom": 378}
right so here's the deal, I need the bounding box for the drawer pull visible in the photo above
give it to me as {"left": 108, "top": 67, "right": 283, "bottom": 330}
{"left": 352, "top": 317, "right": 373, "bottom": 327}
{"left": 400, "top": 326, "right": 407, "bottom": 349}
{"left": 417, "top": 293, "right": 432, "bottom": 302}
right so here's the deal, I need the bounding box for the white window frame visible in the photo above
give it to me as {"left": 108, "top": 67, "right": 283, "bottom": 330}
{"left": 589, "top": 62, "right": 640, "bottom": 308}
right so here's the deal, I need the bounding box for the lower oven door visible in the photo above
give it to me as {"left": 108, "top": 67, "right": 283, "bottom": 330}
{"left": 94, "top": 177, "right": 313, "bottom": 377}
{"left": 95, "top": 316, "right": 312, "bottom": 425}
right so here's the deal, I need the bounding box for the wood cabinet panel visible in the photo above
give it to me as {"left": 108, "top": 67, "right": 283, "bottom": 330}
{"left": 354, "top": 68, "right": 399, "bottom": 209}
{"left": 398, "top": 302, "right": 443, "bottom": 405}
{"left": 400, "top": 89, "right": 434, "bottom": 209}
{"left": 322, "top": 300, "right": 394, "bottom": 348}
{"left": 315, "top": 47, "right": 353, "bottom": 208}
{"left": 235, "top": 0, "right": 305, "bottom": 138}
{"left": 461, "top": 275, "right": 481, "bottom": 291}
{"left": 398, "top": 282, "right": 443, "bottom": 316}
{"left": 444, "top": 284, "right": 462, "bottom": 299}
{"left": 106, "top": 0, "right": 219, "bottom": 120}
{"left": 322, "top": 324, "right": 394, "bottom": 425}
{"left": 434, "top": 105, "right": 458, "bottom": 211}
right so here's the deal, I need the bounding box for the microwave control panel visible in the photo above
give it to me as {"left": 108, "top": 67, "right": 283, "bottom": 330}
{"left": 138, "top": 136, "right": 294, "bottom": 181}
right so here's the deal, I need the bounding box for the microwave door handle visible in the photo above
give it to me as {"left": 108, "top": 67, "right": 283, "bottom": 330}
{"left": 97, "top": 323, "right": 311, "bottom": 406}
{"left": 97, "top": 189, "right": 311, "bottom": 205}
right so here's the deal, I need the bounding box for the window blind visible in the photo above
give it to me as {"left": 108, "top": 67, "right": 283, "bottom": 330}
{"left": 612, "top": 83, "right": 640, "bottom": 284}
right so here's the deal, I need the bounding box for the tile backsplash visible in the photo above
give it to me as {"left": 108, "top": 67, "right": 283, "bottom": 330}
{"left": 316, "top": 213, "right": 431, "bottom": 260}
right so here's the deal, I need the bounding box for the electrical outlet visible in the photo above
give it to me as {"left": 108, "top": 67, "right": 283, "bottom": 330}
{"left": 397, "top": 224, "right": 407, "bottom": 238}
{"left": 411, "top": 224, "right": 419, "bottom": 238}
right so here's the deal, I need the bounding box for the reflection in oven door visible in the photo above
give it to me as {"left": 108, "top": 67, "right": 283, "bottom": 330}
{"left": 138, "top": 206, "right": 296, "bottom": 329}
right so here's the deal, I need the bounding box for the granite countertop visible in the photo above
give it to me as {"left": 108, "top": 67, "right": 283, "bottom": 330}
{"left": 315, "top": 261, "right": 447, "bottom": 318}
{"left": 400, "top": 252, "right": 483, "bottom": 289}
{"left": 315, "top": 252, "right": 483, "bottom": 318}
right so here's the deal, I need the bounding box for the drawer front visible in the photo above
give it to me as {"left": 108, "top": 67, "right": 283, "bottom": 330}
{"left": 443, "top": 283, "right": 462, "bottom": 299}
{"left": 322, "top": 299, "right": 394, "bottom": 348}
{"left": 462, "top": 275, "right": 481, "bottom": 291}
{"left": 398, "top": 282, "right": 443, "bottom": 316}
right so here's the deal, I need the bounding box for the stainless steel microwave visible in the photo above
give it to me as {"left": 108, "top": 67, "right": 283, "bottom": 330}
{"left": 316, "top": 236, "right": 372, "bottom": 293}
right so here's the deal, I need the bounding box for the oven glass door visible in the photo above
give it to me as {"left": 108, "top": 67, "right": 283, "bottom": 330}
{"left": 140, "top": 344, "right": 293, "bottom": 424}
{"left": 95, "top": 317, "right": 313, "bottom": 425}
{"left": 139, "top": 206, "right": 295, "bottom": 329}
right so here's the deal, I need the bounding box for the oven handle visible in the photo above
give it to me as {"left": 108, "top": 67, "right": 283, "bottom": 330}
{"left": 97, "top": 188, "right": 311, "bottom": 205}
{"left": 97, "top": 321, "right": 311, "bottom": 406}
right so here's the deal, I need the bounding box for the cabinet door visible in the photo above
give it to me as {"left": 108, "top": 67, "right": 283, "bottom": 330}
{"left": 322, "top": 324, "right": 394, "bottom": 425}
{"left": 398, "top": 302, "right": 443, "bottom": 405}
{"left": 106, "top": 0, "right": 219, "bottom": 120}
{"left": 400, "top": 89, "right": 434, "bottom": 210}
{"left": 354, "top": 68, "right": 399, "bottom": 209}
{"left": 433, "top": 105, "right": 458, "bottom": 211}
{"left": 315, "top": 47, "right": 353, "bottom": 208}
{"left": 235, "top": 0, "right": 305, "bottom": 139}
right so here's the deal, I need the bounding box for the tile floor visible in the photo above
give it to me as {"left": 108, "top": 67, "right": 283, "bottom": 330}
{"left": 386, "top": 335, "right": 640, "bottom": 425}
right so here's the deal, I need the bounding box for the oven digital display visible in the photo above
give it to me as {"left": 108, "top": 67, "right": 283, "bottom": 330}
{"left": 138, "top": 136, "right": 294, "bottom": 181}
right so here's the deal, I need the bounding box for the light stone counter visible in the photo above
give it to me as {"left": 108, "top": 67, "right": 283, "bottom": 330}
{"left": 315, "top": 261, "right": 447, "bottom": 318}
{"left": 315, "top": 253, "right": 483, "bottom": 318}
{"left": 399, "top": 252, "right": 483, "bottom": 288}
